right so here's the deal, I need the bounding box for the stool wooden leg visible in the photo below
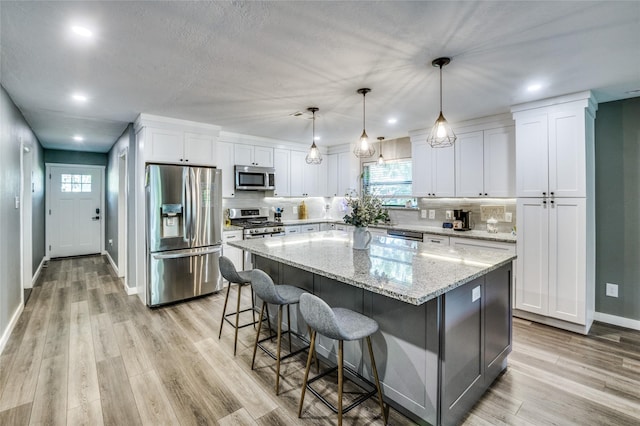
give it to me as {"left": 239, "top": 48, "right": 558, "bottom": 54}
{"left": 307, "top": 326, "right": 320, "bottom": 374}
{"left": 218, "top": 282, "right": 232, "bottom": 339}
{"left": 298, "top": 330, "right": 316, "bottom": 418}
{"left": 338, "top": 340, "right": 344, "bottom": 426}
{"left": 275, "top": 305, "right": 283, "bottom": 395}
{"left": 233, "top": 283, "right": 243, "bottom": 355}
{"left": 367, "top": 336, "right": 387, "bottom": 423}
{"left": 251, "top": 303, "right": 265, "bottom": 370}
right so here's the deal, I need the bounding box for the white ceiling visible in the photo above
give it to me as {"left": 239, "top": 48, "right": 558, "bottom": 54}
{"left": 1, "top": 1, "right": 639, "bottom": 153}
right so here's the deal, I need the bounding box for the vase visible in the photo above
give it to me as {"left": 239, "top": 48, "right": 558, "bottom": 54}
{"left": 352, "top": 226, "right": 372, "bottom": 250}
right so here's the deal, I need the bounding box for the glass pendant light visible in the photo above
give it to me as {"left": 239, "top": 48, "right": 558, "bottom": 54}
{"left": 377, "top": 136, "right": 386, "bottom": 165}
{"left": 353, "top": 88, "right": 375, "bottom": 158}
{"left": 305, "top": 107, "right": 322, "bottom": 165}
{"left": 427, "top": 57, "right": 456, "bottom": 148}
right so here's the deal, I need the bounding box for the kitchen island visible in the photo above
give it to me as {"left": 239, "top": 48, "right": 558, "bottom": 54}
{"left": 229, "top": 231, "right": 516, "bottom": 426}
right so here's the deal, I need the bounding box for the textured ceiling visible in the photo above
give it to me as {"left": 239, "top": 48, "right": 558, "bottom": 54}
{"left": 1, "top": 1, "right": 639, "bottom": 153}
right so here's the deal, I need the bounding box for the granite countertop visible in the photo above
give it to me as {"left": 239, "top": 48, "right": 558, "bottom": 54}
{"left": 279, "top": 218, "right": 516, "bottom": 243}
{"left": 228, "top": 230, "right": 516, "bottom": 306}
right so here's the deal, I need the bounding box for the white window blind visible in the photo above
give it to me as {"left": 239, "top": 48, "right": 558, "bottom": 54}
{"left": 363, "top": 159, "right": 416, "bottom": 207}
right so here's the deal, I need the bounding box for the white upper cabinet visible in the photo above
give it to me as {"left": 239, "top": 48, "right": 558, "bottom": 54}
{"left": 135, "top": 115, "right": 220, "bottom": 167}
{"left": 512, "top": 93, "right": 596, "bottom": 198}
{"left": 455, "top": 126, "right": 515, "bottom": 197}
{"left": 411, "top": 141, "right": 455, "bottom": 197}
{"left": 216, "top": 141, "right": 236, "bottom": 198}
{"left": 325, "top": 154, "right": 339, "bottom": 197}
{"left": 290, "top": 150, "right": 322, "bottom": 197}
{"left": 273, "top": 148, "right": 290, "bottom": 197}
{"left": 234, "top": 143, "right": 274, "bottom": 167}
{"left": 337, "top": 151, "right": 360, "bottom": 197}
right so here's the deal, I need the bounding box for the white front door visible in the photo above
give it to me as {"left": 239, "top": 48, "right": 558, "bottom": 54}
{"left": 47, "top": 165, "right": 103, "bottom": 258}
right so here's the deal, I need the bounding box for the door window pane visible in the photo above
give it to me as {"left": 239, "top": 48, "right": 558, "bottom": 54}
{"left": 61, "top": 174, "right": 92, "bottom": 192}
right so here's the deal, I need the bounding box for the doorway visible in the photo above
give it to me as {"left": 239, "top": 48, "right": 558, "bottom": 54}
{"left": 20, "top": 142, "right": 33, "bottom": 303}
{"left": 46, "top": 164, "right": 105, "bottom": 258}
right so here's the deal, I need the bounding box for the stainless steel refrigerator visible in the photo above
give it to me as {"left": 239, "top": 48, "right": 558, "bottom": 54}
{"left": 146, "top": 164, "right": 223, "bottom": 307}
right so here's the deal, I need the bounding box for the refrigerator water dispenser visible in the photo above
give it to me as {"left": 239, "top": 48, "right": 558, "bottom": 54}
{"left": 161, "top": 204, "right": 183, "bottom": 238}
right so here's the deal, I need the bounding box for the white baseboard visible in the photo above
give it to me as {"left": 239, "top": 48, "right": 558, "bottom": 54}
{"left": 594, "top": 312, "right": 640, "bottom": 331}
{"left": 0, "top": 303, "right": 24, "bottom": 355}
{"left": 32, "top": 257, "right": 46, "bottom": 286}
{"left": 125, "top": 285, "right": 137, "bottom": 295}
{"left": 105, "top": 251, "right": 120, "bottom": 276}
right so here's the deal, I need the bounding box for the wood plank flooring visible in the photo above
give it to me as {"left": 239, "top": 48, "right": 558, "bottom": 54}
{"left": 1, "top": 255, "right": 639, "bottom": 425}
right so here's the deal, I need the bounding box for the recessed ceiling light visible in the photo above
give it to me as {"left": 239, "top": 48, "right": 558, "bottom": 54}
{"left": 314, "top": 136, "right": 320, "bottom": 141}
{"left": 71, "top": 25, "right": 93, "bottom": 38}
{"left": 72, "top": 93, "right": 88, "bottom": 102}
{"left": 73, "top": 135, "right": 84, "bottom": 142}
{"left": 387, "top": 118, "right": 398, "bottom": 124}
{"left": 527, "top": 84, "right": 542, "bottom": 92}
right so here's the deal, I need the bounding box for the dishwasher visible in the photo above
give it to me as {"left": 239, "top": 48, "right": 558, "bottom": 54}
{"left": 386, "top": 229, "right": 424, "bottom": 242}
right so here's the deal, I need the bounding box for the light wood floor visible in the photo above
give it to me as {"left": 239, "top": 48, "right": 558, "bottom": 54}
{"left": 0, "top": 256, "right": 639, "bottom": 425}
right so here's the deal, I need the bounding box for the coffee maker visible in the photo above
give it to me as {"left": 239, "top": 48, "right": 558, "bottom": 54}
{"left": 453, "top": 209, "right": 472, "bottom": 231}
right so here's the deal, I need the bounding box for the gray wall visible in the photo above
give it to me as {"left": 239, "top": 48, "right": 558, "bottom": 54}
{"left": 44, "top": 149, "right": 107, "bottom": 166}
{"left": 595, "top": 97, "right": 640, "bottom": 320}
{"left": 105, "top": 124, "right": 134, "bottom": 279}
{"left": 0, "top": 85, "right": 45, "bottom": 344}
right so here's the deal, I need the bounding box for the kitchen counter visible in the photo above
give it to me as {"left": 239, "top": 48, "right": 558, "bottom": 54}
{"left": 222, "top": 225, "right": 243, "bottom": 232}
{"left": 229, "top": 230, "right": 514, "bottom": 305}
{"left": 230, "top": 230, "right": 513, "bottom": 425}
{"left": 279, "top": 218, "right": 516, "bottom": 243}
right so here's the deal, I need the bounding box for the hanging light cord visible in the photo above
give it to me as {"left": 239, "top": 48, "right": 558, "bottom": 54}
{"left": 362, "top": 91, "right": 366, "bottom": 130}
{"left": 439, "top": 64, "right": 443, "bottom": 113}
{"left": 312, "top": 110, "right": 316, "bottom": 142}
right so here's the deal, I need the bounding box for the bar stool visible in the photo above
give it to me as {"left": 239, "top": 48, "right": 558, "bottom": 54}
{"left": 218, "top": 256, "right": 262, "bottom": 355}
{"left": 298, "top": 293, "right": 386, "bottom": 426}
{"left": 250, "top": 269, "right": 310, "bottom": 395}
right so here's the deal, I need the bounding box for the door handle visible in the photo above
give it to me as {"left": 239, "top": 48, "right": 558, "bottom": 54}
{"left": 92, "top": 216, "right": 100, "bottom": 221}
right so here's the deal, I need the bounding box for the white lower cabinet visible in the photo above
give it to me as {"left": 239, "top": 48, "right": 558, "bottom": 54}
{"left": 516, "top": 197, "right": 588, "bottom": 326}
{"left": 301, "top": 224, "right": 320, "bottom": 233}
{"left": 285, "top": 225, "right": 301, "bottom": 234}
{"left": 222, "top": 231, "right": 244, "bottom": 271}
{"left": 319, "top": 223, "right": 334, "bottom": 231}
{"left": 334, "top": 224, "right": 352, "bottom": 232}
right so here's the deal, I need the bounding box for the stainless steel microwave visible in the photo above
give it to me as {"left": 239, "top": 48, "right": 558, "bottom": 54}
{"left": 234, "top": 165, "right": 275, "bottom": 191}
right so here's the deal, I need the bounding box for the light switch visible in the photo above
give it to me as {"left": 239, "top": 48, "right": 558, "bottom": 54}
{"left": 428, "top": 210, "right": 435, "bottom": 219}
{"left": 505, "top": 212, "right": 513, "bottom": 223}
{"left": 421, "top": 210, "right": 427, "bottom": 218}
{"left": 15, "top": 196, "right": 20, "bottom": 209}
{"left": 445, "top": 210, "right": 453, "bottom": 220}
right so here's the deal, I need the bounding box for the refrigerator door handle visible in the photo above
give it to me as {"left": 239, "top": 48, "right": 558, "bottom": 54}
{"left": 152, "top": 246, "right": 222, "bottom": 260}
{"left": 190, "top": 167, "right": 197, "bottom": 245}
{"left": 183, "top": 167, "right": 191, "bottom": 243}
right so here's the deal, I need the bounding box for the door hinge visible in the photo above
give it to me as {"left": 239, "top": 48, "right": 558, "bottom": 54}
{"left": 49, "top": 245, "right": 51, "bottom": 251}
{"left": 49, "top": 173, "right": 51, "bottom": 179}
{"left": 49, "top": 209, "right": 51, "bottom": 215}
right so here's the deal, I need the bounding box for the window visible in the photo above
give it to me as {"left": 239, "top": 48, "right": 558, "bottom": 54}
{"left": 61, "top": 174, "right": 92, "bottom": 192}
{"left": 362, "top": 159, "right": 416, "bottom": 207}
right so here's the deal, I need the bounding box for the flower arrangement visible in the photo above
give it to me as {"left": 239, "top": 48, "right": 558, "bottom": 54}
{"left": 343, "top": 192, "right": 389, "bottom": 228}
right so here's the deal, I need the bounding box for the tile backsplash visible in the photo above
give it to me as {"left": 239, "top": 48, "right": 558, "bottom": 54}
{"left": 224, "top": 192, "right": 516, "bottom": 233}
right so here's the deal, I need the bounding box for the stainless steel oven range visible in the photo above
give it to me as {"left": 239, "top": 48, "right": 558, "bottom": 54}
{"left": 229, "top": 208, "right": 285, "bottom": 268}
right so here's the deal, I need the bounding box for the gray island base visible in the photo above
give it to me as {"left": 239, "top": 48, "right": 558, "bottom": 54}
{"left": 229, "top": 231, "right": 515, "bottom": 425}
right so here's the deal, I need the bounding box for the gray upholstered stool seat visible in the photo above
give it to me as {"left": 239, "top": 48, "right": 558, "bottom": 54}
{"left": 250, "top": 269, "right": 311, "bottom": 395}
{"left": 218, "top": 256, "right": 262, "bottom": 356}
{"left": 298, "top": 293, "right": 387, "bottom": 426}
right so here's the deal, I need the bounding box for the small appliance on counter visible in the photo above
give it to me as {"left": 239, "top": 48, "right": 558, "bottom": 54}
{"left": 272, "top": 207, "right": 283, "bottom": 223}
{"left": 453, "top": 209, "right": 472, "bottom": 231}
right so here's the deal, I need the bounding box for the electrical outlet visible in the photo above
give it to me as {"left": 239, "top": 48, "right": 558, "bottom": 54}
{"left": 445, "top": 210, "right": 453, "bottom": 220}
{"left": 421, "top": 210, "right": 427, "bottom": 219}
{"left": 606, "top": 283, "right": 619, "bottom": 298}
{"left": 472, "top": 286, "right": 481, "bottom": 302}
{"left": 428, "top": 209, "right": 435, "bottom": 219}
{"left": 108, "top": 239, "right": 113, "bottom": 246}
{"left": 505, "top": 212, "right": 513, "bottom": 223}
{"left": 292, "top": 206, "right": 297, "bottom": 214}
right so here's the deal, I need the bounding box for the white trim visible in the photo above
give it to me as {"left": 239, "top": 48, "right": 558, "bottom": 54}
{"left": 594, "top": 312, "right": 640, "bottom": 331}
{"left": 0, "top": 303, "right": 24, "bottom": 355}
{"left": 125, "top": 285, "right": 137, "bottom": 296}
{"left": 513, "top": 309, "right": 592, "bottom": 335}
{"left": 105, "top": 251, "right": 120, "bottom": 276}
{"left": 32, "top": 257, "right": 46, "bottom": 286}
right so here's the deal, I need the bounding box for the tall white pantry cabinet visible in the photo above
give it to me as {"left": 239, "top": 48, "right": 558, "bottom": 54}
{"left": 512, "top": 92, "right": 597, "bottom": 334}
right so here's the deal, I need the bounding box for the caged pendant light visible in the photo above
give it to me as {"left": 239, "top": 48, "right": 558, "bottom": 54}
{"left": 427, "top": 57, "right": 456, "bottom": 148}
{"left": 305, "top": 107, "right": 322, "bottom": 165}
{"left": 377, "top": 137, "right": 386, "bottom": 165}
{"left": 353, "top": 88, "right": 375, "bottom": 158}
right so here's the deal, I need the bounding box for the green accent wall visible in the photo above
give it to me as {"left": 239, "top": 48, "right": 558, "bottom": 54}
{"left": 595, "top": 96, "right": 640, "bottom": 320}
{"left": 44, "top": 149, "right": 107, "bottom": 166}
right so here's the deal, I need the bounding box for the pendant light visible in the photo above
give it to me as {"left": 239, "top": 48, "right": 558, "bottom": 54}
{"left": 353, "top": 88, "right": 375, "bottom": 158}
{"left": 427, "top": 57, "right": 456, "bottom": 148}
{"left": 377, "top": 136, "right": 386, "bottom": 165}
{"left": 305, "top": 107, "right": 322, "bottom": 165}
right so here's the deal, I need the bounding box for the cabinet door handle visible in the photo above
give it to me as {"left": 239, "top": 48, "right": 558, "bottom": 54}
{"left": 484, "top": 193, "right": 488, "bottom": 196}
{"left": 542, "top": 192, "right": 547, "bottom": 196}
{"left": 430, "top": 239, "right": 441, "bottom": 243}
{"left": 550, "top": 192, "right": 554, "bottom": 196}
{"left": 550, "top": 200, "right": 554, "bottom": 204}
{"left": 479, "top": 192, "right": 482, "bottom": 196}
{"left": 543, "top": 200, "right": 547, "bottom": 205}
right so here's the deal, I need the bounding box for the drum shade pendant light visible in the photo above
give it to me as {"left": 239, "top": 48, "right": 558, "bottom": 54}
{"left": 377, "top": 137, "right": 386, "bottom": 165}
{"left": 427, "top": 57, "right": 456, "bottom": 148}
{"left": 354, "top": 88, "right": 375, "bottom": 158}
{"left": 305, "top": 107, "right": 322, "bottom": 165}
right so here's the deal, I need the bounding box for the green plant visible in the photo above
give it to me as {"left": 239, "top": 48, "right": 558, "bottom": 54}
{"left": 343, "top": 191, "right": 388, "bottom": 227}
